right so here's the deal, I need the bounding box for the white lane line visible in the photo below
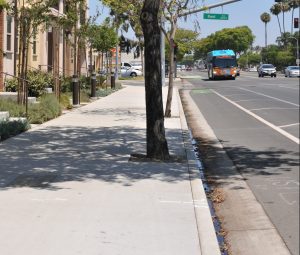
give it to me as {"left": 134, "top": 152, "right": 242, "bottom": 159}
{"left": 279, "top": 85, "right": 299, "bottom": 90}
{"left": 239, "top": 87, "right": 299, "bottom": 107}
{"left": 279, "top": 123, "right": 299, "bottom": 128}
{"left": 251, "top": 107, "right": 298, "bottom": 111}
{"left": 212, "top": 90, "right": 300, "bottom": 145}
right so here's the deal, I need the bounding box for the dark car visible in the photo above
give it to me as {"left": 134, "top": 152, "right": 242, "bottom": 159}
{"left": 258, "top": 64, "right": 277, "bottom": 77}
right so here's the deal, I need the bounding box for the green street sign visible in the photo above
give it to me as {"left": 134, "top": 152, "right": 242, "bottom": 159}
{"left": 203, "top": 13, "right": 229, "bottom": 20}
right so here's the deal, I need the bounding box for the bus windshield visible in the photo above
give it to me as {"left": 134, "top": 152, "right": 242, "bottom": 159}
{"left": 213, "top": 57, "right": 237, "bottom": 68}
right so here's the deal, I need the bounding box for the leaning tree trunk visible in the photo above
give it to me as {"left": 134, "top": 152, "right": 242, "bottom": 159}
{"left": 165, "top": 38, "right": 175, "bottom": 117}
{"left": 140, "top": 0, "right": 169, "bottom": 160}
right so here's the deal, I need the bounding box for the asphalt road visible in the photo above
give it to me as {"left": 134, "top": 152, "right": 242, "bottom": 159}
{"left": 181, "top": 70, "right": 299, "bottom": 255}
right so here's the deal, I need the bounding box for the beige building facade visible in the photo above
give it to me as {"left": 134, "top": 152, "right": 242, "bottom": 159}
{"left": 0, "top": 0, "right": 89, "bottom": 92}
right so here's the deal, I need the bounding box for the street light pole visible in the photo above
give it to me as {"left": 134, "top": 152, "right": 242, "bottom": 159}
{"left": 289, "top": 36, "right": 299, "bottom": 66}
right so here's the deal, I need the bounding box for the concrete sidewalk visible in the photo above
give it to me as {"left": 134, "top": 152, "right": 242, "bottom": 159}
{"left": 0, "top": 82, "right": 220, "bottom": 255}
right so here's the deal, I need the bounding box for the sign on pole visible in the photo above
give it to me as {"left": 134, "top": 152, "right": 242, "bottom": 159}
{"left": 203, "top": 13, "right": 229, "bottom": 20}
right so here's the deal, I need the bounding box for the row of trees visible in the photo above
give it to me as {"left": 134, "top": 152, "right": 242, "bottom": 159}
{"left": 260, "top": 0, "right": 299, "bottom": 47}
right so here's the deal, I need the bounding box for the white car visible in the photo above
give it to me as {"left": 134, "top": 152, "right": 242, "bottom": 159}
{"left": 284, "top": 66, "right": 300, "bottom": 77}
{"left": 121, "top": 67, "right": 142, "bottom": 77}
{"left": 130, "top": 62, "right": 142, "bottom": 71}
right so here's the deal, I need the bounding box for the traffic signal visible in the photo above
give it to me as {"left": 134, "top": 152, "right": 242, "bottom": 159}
{"left": 294, "top": 18, "right": 299, "bottom": 29}
{"left": 119, "top": 35, "right": 126, "bottom": 52}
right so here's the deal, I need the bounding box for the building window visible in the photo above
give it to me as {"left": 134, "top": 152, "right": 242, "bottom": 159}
{"left": 6, "top": 16, "right": 12, "bottom": 51}
{"left": 33, "top": 41, "right": 37, "bottom": 55}
{"left": 32, "top": 27, "right": 37, "bottom": 55}
{"left": 6, "top": 35, "right": 11, "bottom": 51}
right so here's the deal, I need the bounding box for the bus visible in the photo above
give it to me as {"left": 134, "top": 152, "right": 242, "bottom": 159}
{"left": 207, "top": 49, "right": 238, "bottom": 80}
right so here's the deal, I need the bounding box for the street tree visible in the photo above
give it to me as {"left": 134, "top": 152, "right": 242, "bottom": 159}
{"left": 86, "top": 20, "right": 118, "bottom": 81}
{"left": 260, "top": 12, "right": 271, "bottom": 47}
{"left": 194, "top": 26, "right": 255, "bottom": 58}
{"left": 101, "top": 0, "right": 145, "bottom": 71}
{"left": 164, "top": 28, "right": 199, "bottom": 63}
{"left": 140, "top": 0, "right": 169, "bottom": 160}
{"left": 288, "top": 0, "right": 300, "bottom": 34}
{"left": 270, "top": 3, "right": 283, "bottom": 36}
{"left": 213, "top": 26, "right": 255, "bottom": 53}
{"left": 56, "top": 0, "right": 88, "bottom": 78}
{"left": 280, "top": 1, "right": 291, "bottom": 34}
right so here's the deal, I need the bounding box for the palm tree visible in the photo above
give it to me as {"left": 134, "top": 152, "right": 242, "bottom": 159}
{"left": 270, "top": 3, "right": 282, "bottom": 36}
{"left": 289, "top": 0, "right": 300, "bottom": 34}
{"left": 260, "top": 12, "right": 271, "bottom": 47}
{"left": 281, "top": 1, "right": 291, "bottom": 34}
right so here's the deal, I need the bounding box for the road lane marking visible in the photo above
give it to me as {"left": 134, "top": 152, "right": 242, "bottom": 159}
{"left": 250, "top": 107, "right": 298, "bottom": 111}
{"left": 278, "top": 123, "right": 299, "bottom": 128}
{"left": 212, "top": 90, "right": 300, "bottom": 145}
{"left": 238, "top": 87, "right": 299, "bottom": 107}
{"left": 279, "top": 85, "right": 299, "bottom": 90}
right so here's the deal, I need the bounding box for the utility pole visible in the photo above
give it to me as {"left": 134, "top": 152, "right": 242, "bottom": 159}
{"left": 289, "top": 36, "right": 299, "bottom": 66}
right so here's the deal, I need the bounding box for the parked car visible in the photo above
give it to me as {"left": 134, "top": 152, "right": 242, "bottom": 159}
{"left": 257, "top": 64, "right": 277, "bottom": 77}
{"left": 121, "top": 62, "right": 132, "bottom": 69}
{"left": 284, "top": 66, "right": 300, "bottom": 77}
{"left": 177, "top": 64, "right": 185, "bottom": 71}
{"left": 130, "top": 61, "right": 142, "bottom": 71}
{"left": 121, "top": 66, "right": 142, "bottom": 77}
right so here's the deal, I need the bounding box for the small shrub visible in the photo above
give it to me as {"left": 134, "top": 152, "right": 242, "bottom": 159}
{"left": 80, "top": 90, "right": 90, "bottom": 103}
{"left": 97, "top": 75, "right": 106, "bottom": 88}
{"left": 28, "top": 94, "right": 61, "bottom": 124}
{"left": 4, "top": 70, "right": 54, "bottom": 97}
{"left": 60, "top": 93, "right": 72, "bottom": 109}
{"left": 60, "top": 76, "right": 72, "bottom": 93}
{"left": 27, "top": 70, "right": 54, "bottom": 97}
{"left": 96, "top": 86, "right": 122, "bottom": 97}
{"left": 0, "top": 99, "right": 26, "bottom": 117}
{"left": 80, "top": 75, "right": 91, "bottom": 90}
{"left": 5, "top": 78, "right": 18, "bottom": 92}
{"left": 0, "top": 119, "right": 30, "bottom": 141}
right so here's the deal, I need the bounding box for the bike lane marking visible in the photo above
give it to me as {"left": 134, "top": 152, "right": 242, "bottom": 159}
{"left": 211, "top": 89, "right": 299, "bottom": 145}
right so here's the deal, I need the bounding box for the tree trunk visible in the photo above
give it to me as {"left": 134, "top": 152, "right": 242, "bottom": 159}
{"left": 140, "top": 0, "right": 169, "bottom": 160}
{"left": 165, "top": 39, "right": 175, "bottom": 117}
{"left": 265, "top": 23, "right": 267, "bottom": 48}
{"left": 276, "top": 15, "right": 282, "bottom": 36}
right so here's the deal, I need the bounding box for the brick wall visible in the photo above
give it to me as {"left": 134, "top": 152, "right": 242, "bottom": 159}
{"left": 0, "top": 11, "right": 4, "bottom": 91}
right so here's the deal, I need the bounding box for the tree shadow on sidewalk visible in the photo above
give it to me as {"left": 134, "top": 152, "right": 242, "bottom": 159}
{"left": 0, "top": 125, "right": 188, "bottom": 191}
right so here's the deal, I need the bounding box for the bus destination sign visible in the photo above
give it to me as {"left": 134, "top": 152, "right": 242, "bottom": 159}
{"left": 203, "top": 13, "right": 229, "bottom": 20}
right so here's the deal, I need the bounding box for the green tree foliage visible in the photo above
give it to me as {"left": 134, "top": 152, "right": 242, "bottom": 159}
{"left": 213, "top": 26, "right": 255, "bottom": 53}
{"left": 194, "top": 26, "right": 255, "bottom": 59}
{"left": 238, "top": 53, "right": 261, "bottom": 68}
{"left": 165, "top": 28, "right": 199, "bottom": 62}
{"left": 87, "top": 20, "right": 118, "bottom": 53}
{"left": 0, "top": 0, "right": 8, "bottom": 10}
{"left": 101, "top": 0, "right": 143, "bottom": 39}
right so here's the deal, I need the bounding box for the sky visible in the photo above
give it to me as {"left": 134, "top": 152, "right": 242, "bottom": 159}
{"left": 88, "top": 0, "right": 300, "bottom": 47}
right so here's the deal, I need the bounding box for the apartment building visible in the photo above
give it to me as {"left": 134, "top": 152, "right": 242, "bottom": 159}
{"left": 0, "top": 0, "right": 89, "bottom": 92}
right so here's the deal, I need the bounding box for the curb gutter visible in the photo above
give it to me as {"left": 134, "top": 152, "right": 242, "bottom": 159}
{"left": 176, "top": 88, "right": 222, "bottom": 255}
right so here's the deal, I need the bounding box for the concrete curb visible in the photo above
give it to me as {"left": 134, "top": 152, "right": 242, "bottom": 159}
{"left": 176, "top": 88, "right": 221, "bottom": 255}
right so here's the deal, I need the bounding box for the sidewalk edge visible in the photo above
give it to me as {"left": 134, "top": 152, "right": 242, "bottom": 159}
{"left": 176, "top": 88, "right": 221, "bottom": 255}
